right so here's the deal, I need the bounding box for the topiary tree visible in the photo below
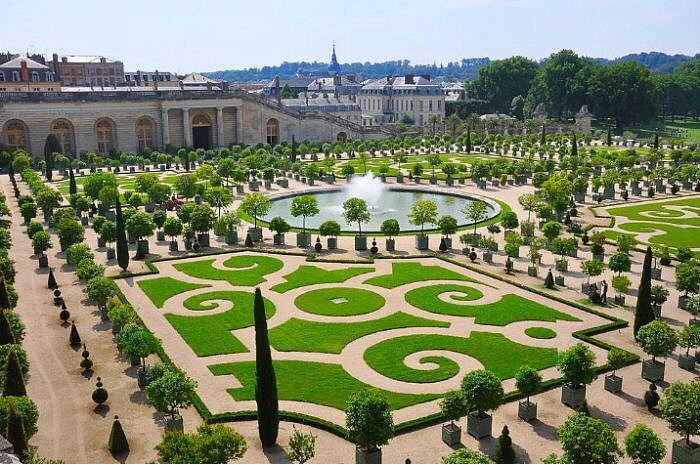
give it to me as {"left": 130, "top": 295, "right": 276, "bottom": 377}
{"left": 115, "top": 197, "right": 129, "bottom": 271}
{"left": 493, "top": 425, "right": 515, "bottom": 464}
{"left": 442, "top": 449, "right": 494, "bottom": 464}
{"left": 439, "top": 390, "right": 469, "bottom": 428}
{"left": 2, "top": 345, "right": 27, "bottom": 397}
{"left": 290, "top": 195, "right": 319, "bottom": 235}
{"left": 31, "top": 231, "right": 52, "bottom": 256}
{"left": 408, "top": 199, "right": 438, "bottom": 236}
{"left": 145, "top": 368, "right": 196, "bottom": 421}
{"left": 155, "top": 423, "right": 247, "bottom": 464}
{"left": 514, "top": 365, "right": 542, "bottom": 405}
{"left": 346, "top": 388, "right": 394, "bottom": 455}
{"left": 0, "top": 395, "right": 38, "bottom": 440}
{"left": 557, "top": 343, "right": 596, "bottom": 389}
{"left": 6, "top": 404, "right": 28, "bottom": 460}
{"left": 55, "top": 217, "right": 84, "bottom": 251}
{"left": 624, "top": 423, "right": 666, "bottom": 464}
{"left": 342, "top": 197, "right": 370, "bottom": 236}
{"left": 636, "top": 320, "right": 678, "bottom": 363}
{"left": 461, "top": 369, "right": 504, "bottom": 418}
{"left": 438, "top": 215, "right": 458, "bottom": 239}
{"left": 660, "top": 380, "right": 700, "bottom": 450}
{"left": 542, "top": 221, "right": 562, "bottom": 242}
{"left": 253, "top": 288, "right": 278, "bottom": 448}
{"left": 240, "top": 192, "right": 271, "bottom": 229}
{"left": 558, "top": 413, "right": 622, "bottom": 464}
{"left": 19, "top": 202, "right": 37, "bottom": 224}
{"left": 163, "top": 217, "right": 183, "bottom": 246}
{"left": 108, "top": 415, "right": 129, "bottom": 454}
{"left": 190, "top": 204, "right": 215, "bottom": 235}
{"left": 268, "top": 216, "right": 290, "bottom": 236}
{"left": 319, "top": 220, "right": 341, "bottom": 238}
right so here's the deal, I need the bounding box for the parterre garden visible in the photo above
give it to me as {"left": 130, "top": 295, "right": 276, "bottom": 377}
{"left": 122, "top": 251, "right": 612, "bottom": 427}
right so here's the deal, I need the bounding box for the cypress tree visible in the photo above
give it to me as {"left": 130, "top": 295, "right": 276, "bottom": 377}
{"left": 606, "top": 127, "right": 612, "bottom": 146}
{"left": 183, "top": 150, "right": 190, "bottom": 172}
{"left": 493, "top": 425, "right": 515, "bottom": 464}
{"left": 6, "top": 404, "right": 28, "bottom": 460}
{"left": 571, "top": 133, "right": 578, "bottom": 157}
{"left": 245, "top": 233, "right": 254, "bottom": 248}
{"left": 115, "top": 197, "right": 129, "bottom": 271}
{"left": 653, "top": 133, "right": 659, "bottom": 150}
{"left": 466, "top": 129, "right": 472, "bottom": 154}
{"left": 0, "top": 311, "right": 15, "bottom": 345}
{"left": 3, "top": 348, "right": 27, "bottom": 397}
{"left": 0, "top": 277, "right": 11, "bottom": 310}
{"left": 47, "top": 269, "right": 58, "bottom": 289}
{"left": 253, "top": 288, "right": 279, "bottom": 447}
{"left": 108, "top": 415, "right": 129, "bottom": 453}
{"left": 290, "top": 135, "right": 297, "bottom": 163}
{"left": 68, "top": 168, "right": 77, "bottom": 196}
{"left": 43, "top": 134, "right": 59, "bottom": 182}
{"left": 634, "top": 246, "right": 655, "bottom": 336}
{"left": 540, "top": 124, "right": 546, "bottom": 145}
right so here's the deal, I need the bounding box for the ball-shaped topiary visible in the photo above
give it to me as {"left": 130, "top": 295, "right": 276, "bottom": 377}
{"left": 92, "top": 377, "right": 108, "bottom": 405}
{"left": 460, "top": 369, "right": 504, "bottom": 417}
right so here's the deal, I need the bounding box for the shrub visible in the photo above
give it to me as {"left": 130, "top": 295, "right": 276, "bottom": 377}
{"left": 346, "top": 389, "right": 394, "bottom": 452}
{"left": 644, "top": 383, "right": 660, "bottom": 409}
{"left": 319, "top": 220, "right": 341, "bottom": 238}
{"left": 558, "top": 413, "right": 622, "bottom": 464}
{"left": 55, "top": 217, "right": 84, "bottom": 250}
{"left": 624, "top": 423, "right": 666, "bottom": 464}
{"left": 155, "top": 423, "right": 247, "bottom": 464}
{"left": 636, "top": 320, "right": 678, "bottom": 362}
{"left": 125, "top": 211, "right": 156, "bottom": 240}
{"left": 379, "top": 219, "right": 400, "bottom": 239}
{"left": 493, "top": 425, "right": 515, "bottom": 464}
{"left": 268, "top": 216, "right": 290, "bottom": 235}
{"left": 66, "top": 243, "right": 93, "bottom": 266}
{"left": 460, "top": 370, "right": 504, "bottom": 416}
{"left": 85, "top": 277, "right": 116, "bottom": 307}
{"left": 442, "top": 449, "right": 494, "bottom": 464}
{"left": 26, "top": 221, "right": 43, "bottom": 239}
{"left": 660, "top": 380, "right": 700, "bottom": 445}
{"left": 76, "top": 258, "right": 104, "bottom": 281}
{"left": 556, "top": 343, "right": 596, "bottom": 388}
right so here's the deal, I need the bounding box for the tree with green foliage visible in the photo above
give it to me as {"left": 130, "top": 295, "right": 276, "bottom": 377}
{"left": 465, "top": 129, "right": 472, "bottom": 154}
{"left": 442, "top": 449, "right": 494, "bottom": 464}
{"left": 515, "top": 365, "right": 542, "bottom": 405}
{"left": 189, "top": 204, "right": 216, "bottom": 235}
{"left": 285, "top": 426, "right": 315, "bottom": 464}
{"left": 581, "top": 258, "right": 604, "bottom": 286}
{"left": 636, "top": 320, "right": 678, "bottom": 363}
{"left": 634, "top": 247, "right": 655, "bottom": 336}
{"left": 156, "top": 423, "right": 248, "bottom": 464}
{"left": 0, "top": 396, "right": 38, "bottom": 440}
{"left": 43, "top": 134, "right": 61, "bottom": 181}
{"left": 468, "top": 56, "right": 539, "bottom": 114}
{"left": 342, "top": 197, "right": 370, "bottom": 236}
{"left": 319, "top": 220, "right": 341, "bottom": 238}
{"left": 19, "top": 202, "right": 37, "bottom": 224}
{"left": 115, "top": 197, "right": 129, "bottom": 271}
{"left": 0, "top": 311, "right": 15, "bottom": 345}
{"left": 145, "top": 368, "right": 196, "bottom": 421}
{"left": 624, "top": 423, "right": 666, "bottom": 464}
{"left": 408, "top": 199, "right": 438, "bottom": 235}
{"left": 493, "top": 425, "right": 515, "bottom": 464}
{"left": 558, "top": 413, "right": 622, "bottom": 464}
{"left": 518, "top": 193, "right": 541, "bottom": 223}
{"left": 346, "top": 388, "right": 394, "bottom": 454}
{"left": 35, "top": 189, "right": 62, "bottom": 218}
{"left": 55, "top": 217, "right": 84, "bottom": 251}
{"left": 68, "top": 168, "right": 77, "bottom": 196}
{"left": 118, "top": 324, "right": 160, "bottom": 368}
{"left": 82, "top": 171, "right": 117, "bottom": 200}
{"left": 31, "top": 231, "right": 52, "bottom": 256}
{"left": 440, "top": 390, "right": 469, "bottom": 427}
{"left": 608, "top": 252, "right": 631, "bottom": 276}
{"left": 85, "top": 276, "right": 115, "bottom": 308}
{"left": 6, "top": 404, "right": 28, "bottom": 459}
{"left": 163, "top": 217, "right": 183, "bottom": 245}
{"left": 380, "top": 219, "right": 400, "bottom": 240}
{"left": 253, "top": 288, "right": 278, "bottom": 448}
{"left": 660, "top": 380, "right": 700, "bottom": 448}
{"left": 174, "top": 174, "right": 198, "bottom": 200}
{"left": 2, "top": 347, "right": 27, "bottom": 397}
{"left": 606, "top": 348, "right": 628, "bottom": 378}
{"left": 290, "top": 195, "right": 319, "bottom": 235}
{"left": 108, "top": 416, "right": 129, "bottom": 454}
{"left": 240, "top": 192, "right": 271, "bottom": 229}
{"left": 461, "top": 370, "right": 504, "bottom": 417}
{"left": 463, "top": 200, "right": 488, "bottom": 238}
{"left": 675, "top": 260, "right": 700, "bottom": 298}
{"left": 557, "top": 343, "right": 596, "bottom": 389}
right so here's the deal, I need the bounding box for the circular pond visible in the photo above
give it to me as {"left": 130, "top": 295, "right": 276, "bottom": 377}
{"left": 265, "top": 187, "right": 500, "bottom": 233}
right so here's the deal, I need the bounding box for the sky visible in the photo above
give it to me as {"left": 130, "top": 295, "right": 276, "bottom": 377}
{"left": 1, "top": 0, "right": 698, "bottom": 73}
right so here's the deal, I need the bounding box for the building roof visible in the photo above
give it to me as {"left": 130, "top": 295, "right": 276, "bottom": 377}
{"left": 60, "top": 55, "right": 119, "bottom": 64}
{"left": 180, "top": 72, "right": 220, "bottom": 84}
{"left": 480, "top": 113, "right": 516, "bottom": 120}
{"left": 307, "top": 76, "right": 360, "bottom": 92}
{"left": 264, "top": 76, "right": 318, "bottom": 89}
{"left": 282, "top": 93, "right": 360, "bottom": 112}
{"left": 361, "top": 75, "right": 437, "bottom": 90}
{"left": 0, "top": 56, "right": 49, "bottom": 69}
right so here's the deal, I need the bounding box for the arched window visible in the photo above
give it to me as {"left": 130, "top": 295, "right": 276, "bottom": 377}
{"left": 3, "top": 120, "right": 28, "bottom": 151}
{"left": 337, "top": 132, "right": 347, "bottom": 143}
{"left": 51, "top": 119, "right": 74, "bottom": 155}
{"left": 266, "top": 118, "right": 279, "bottom": 145}
{"left": 95, "top": 118, "right": 115, "bottom": 154}
{"left": 136, "top": 117, "right": 154, "bottom": 151}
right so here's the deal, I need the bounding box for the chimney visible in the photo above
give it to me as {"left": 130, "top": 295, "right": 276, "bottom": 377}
{"left": 61, "top": 56, "right": 68, "bottom": 63}
{"left": 274, "top": 75, "right": 281, "bottom": 104}
{"left": 20, "top": 61, "right": 29, "bottom": 82}
{"left": 100, "top": 57, "right": 106, "bottom": 64}
{"left": 333, "top": 75, "right": 341, "bottom": 86}
{"left": 405, "top": 74, "right": 414, "bottom": 84}
{"left": 52, "top": 53, "right": 59, "bottom": 73}
{"left": 206, "top": 81, "right": 212, "bottom": 91}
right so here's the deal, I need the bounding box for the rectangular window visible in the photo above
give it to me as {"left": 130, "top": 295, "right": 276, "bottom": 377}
{"left": 429, "top": 100, "right": 433, "bottom": 111}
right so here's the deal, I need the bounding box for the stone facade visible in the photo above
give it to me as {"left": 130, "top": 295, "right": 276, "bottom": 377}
{"left": 0, "top": 90, "right": 388, "bottom": 157}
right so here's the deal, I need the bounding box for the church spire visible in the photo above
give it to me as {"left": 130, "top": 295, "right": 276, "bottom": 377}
{"left": 328, "top": 42, "right": 341, "bottom": 76}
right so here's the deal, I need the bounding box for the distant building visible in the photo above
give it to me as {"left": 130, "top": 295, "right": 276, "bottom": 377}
{"left": 50, "top": 54, "right": 125, "bottom": 86}
{"left": 180, "top": 72, "right": 225, "bottom": 90}
{"left": 358, "top": 74, "right": 445, "bottom": 127}
{"left": 124, "top": 70, "right": 178, "bottom": 86}
{"left": 0, "top": 56, "right": 59, "bottom": 93}
{"left": 262, "top": 76, "right": 317, "bottom": 97}
{"left": 306, "top": 75, "right": 362, "bottom": 96}
{"left": 442, "top": 82, "right": 466, "bottom": 102}
{"left": 282, "top": 92, "right": 362, "bottom": 124}
{"left": 328, "top": 43, "right": 341, "bottom": 76}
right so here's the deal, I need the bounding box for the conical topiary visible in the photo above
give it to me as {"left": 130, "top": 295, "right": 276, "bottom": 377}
{"left": 634, "top": 246, "right": 655, "bottom": 336}
{"left": 0, "top": 311, "right": 16, "bottom": 345}
{"left": 254, "top": 288, "right": 279, "bottom": 447}
{"left": 53, "top": 289, "right": 63, "bottom": 306}
{"left": 493, "top": 425, "right": 515, "bottom": 464}
{"left": 69, "top": 321, "right": 81, "bottom": 346}
{"left": 245, "top": 233, "right": 253, "bottom": 248}
{"left": 68, "top": 168, "right": 77, "bottom": 196}
{"left": 6, "top": 404, "right": 28, "bottom": 460}
{"left": 0, "top": 277, "right": 11, "bottom": 311}
{"left": 115, "top": 197, "right": 129, "bottom": 272}
{"left": 80, "top": 344, "right": 93, "bottom": 371}
{"left": 439, "top": 238, "right": 447, "bottom": 252}
{"left": 92, "top": 377, "right": 108, "bottom": 405}
{"left": 47, "top": 269, "right": 58, "bottom": 289}
{"left": 108, "top": 415, "right": 129, "bottom": 454}
{"left": 544, "top": 269, "right": 555, "bottom": 289}
{"left": 3, "top": 348, "right": 27, "bottom": 397}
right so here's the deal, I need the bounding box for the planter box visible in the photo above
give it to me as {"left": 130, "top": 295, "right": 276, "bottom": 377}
{"left": 466, "top": 412, "right": 492, "bottom": 439}
{"left": 184, "top": 239, "right": 193, "bottom": 250}
{"left": 445, "top": 177, "right": 454, "bottom": 186}
{"left": 651, "top": 267, "right": 662, "bottom": 280}
{"left": 197, "top": 233, "right": 210, "bottom": 248}
{"left": 296, "top": 233, "right": 311, "bottom": 247}
{"left": 129, "top": 355, "right": 140, "bottom": 367}
{"left": 555, "top": 275, "right": 565, "bottom": 286}
{"left": 327, "top": 237, "right": 337, "bottom": 250}
{"left": 248, "top": 227, "right": 262, "bottom": 242}
{"left": 614, "top": 295, "right": 626, "bottom": 306}
{"left": 99, "top": 305, "right": 109, "bottom": 321}
{"left": 518, "top": 401, "right": 537, "bottom": 422}
{"left": 264, "top": 181, "right": 272, "bottom": 189}
{"left": 679, "top": 295, "right": 689, "bottom": 309}
{"left": 137, "top": 367, "right": 148, "bottom": 388}
{"left": 277, "top": 178, "right": 289, "bottom": 188}
{"left": 441, "top": 423, "right": 461, "bottom": 446}
{"left": 458, "top": 177, "right": 465, "bottom": 184}
{"left": 604, "top": 374, "right": 623, "bottom": 393}
{"left": 308, "top": 178, "right": 315, "bottom": 186}
{"left": 273, "top": 234, "right": 285, "bottom": 246}
{"left": 236, "top": 185, "right": 244, "bottom": 194}
{"left": 415, "top": 235, "right": 429, "bottom": 250}
{"left": 385, "top": 238, "right": 395, "bottom": 251}
{"left": 527, "top": 266, "right": 538, "bottom": 277}
{"left": 641, "top": 359, "right": 665, "bottom": 382}
{"left": 574, "top": 192, "right": 586, "bottom": 202}
{"left": 135, "top": 240, "right": 149, "bottom": 258}
{"left": 413, "top": 176, "right": 421, "bottom": 184}
{"left": 653, "top": 304, "right": 662, "bottom": 318}
{"left": 396, "top": 174, "right": 404, "bottom": 183}
{"left": 355, "top": 447, "right": 382, "bottom": 464}
{"left": 672, "top": 440, "right": 700, "bottom": 464}
{"left": 248, "top": 181, "right": 259, "bottom": 191}
{"left": 225, "top": 231, "right": 238, "bottom": 245}
{"left": 355, "top": 235, "right": 367, "bottom": 251}
{"left": 169, "top": 241, "right": 178, "bottom": 252}
{"left": 38, "top": 254, "right": 49, "bottom": 268}
{"left": 483, "top": 251, "right": 493, "bottom": 263}
{"left": 164, "top": 415, "right": 184, "bottom": 432}
{"left": 593, "top": 253, "right": 605, "bottom": 262}
{"left": 144, "top": 202, "right": 155, "bottom": 213}
{"left": 80, "top": 216, "right": 89, "bottom": 227}
{"left": 97, "top": 237, "right": 106, "bottom": 248}
{"left": 429, "top": 177, "right": 437, "bottom": 185}
{"left": 561, "top": 384, "right": 586, "bottom": 409}
{"left": 678, "top": 354, "right": 696, "bottom": 371}
{"left": 156, "top": 230, "right": 165, "bottom": 241}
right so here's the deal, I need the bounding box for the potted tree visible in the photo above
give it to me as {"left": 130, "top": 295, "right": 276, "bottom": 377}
{"left": 163, "top": 217, "right": 183, "bottom": 251}
{"left": 125, "top": 211, "right": 156, "bottom": 258}
{"left": 439, "top": 391, "right": 468, "bottom": 446}
{"left": 650, "top": 284, "right": 670, "bottom": 318}
{"left": 437, "top": 215, "right": 457, "bottom": 249}
{"left": 153, "top": 210, "right": 167, "bottom": 242}
{"left": 611, "top": 275, "right": 631, "bottom": 306}
{"left": 342, "top": 197, "right": 370, "bottom": 251}
{"left": 269, "top": 216, "right": 291, "bottom": 246}
{"left": 145, "top": 367, "right": 197, "bottom": 432}
{"left": 147, "top": 183, "right": 171, "bottom": 212}
{"left": 604, "top": 348, "right": 628, "bottom": 393}
{"left": 557, "top": 343, "right": 596, "bottom": 409}
{"left": 408, "top": 199, "right": 437, "bottom": 250}
{"left": 135, "top": 173, "right": 159, "bottom": 212}
{"left": 550, "top": 237, "right": 577, "bottom": 285}
{"left": 213, "top": 213, "right": 239, "bottom": 245}
{"left": 660, "top": 380, "right": 700, "bottom": 464}
{"left": 637, "top": 320, "right": 678, "bottom": 382}
{"left": 581, "top": 259, "right": 604, "bottom": 294}
{"left": 319, "top": 221, "right": 341, "bottom": 250}
{"left": 527, "top": 237, "right": 544, "bottom": 277}
{"left": 461, "top": 369, "right": 503, "bottom": 439}
{"left": 590, "top": 231, "right": 606, "bottom": 262}
{"left": 515, "top": 365, "right": 542, "bottom": 422}
{"left": 380, "top": 219, "right": 400, "bottom": 252}
{"left": 240, "top": 192, "right": 271, "bottom": 242}
{"left": 190, "top": 204, "right": 215, "bottom": 248}
{"left": 106, "top": 298, "right": 136, "bottom": 335}
{"left": 542, "top": 221, "right": 562, "bottom": 247}
{"left": 677, "top": 324, "right": 700, "bottom": 371}
{"left": 19, "top": 201, "right": 37, "bottom": 225}
{"left": 504, "top": 231, "right": 523, "bottom": 259}
{"left": 290, "top": 195, "right": 319, "bottom": 248}
{"left": 346, "top": 389, "right": 394, "bottom": 464}
{"left": 31, "top": 230, "right": 52, "bottom": 268}
{"left": 463, "top": 201, "right": 488, "bottom": 246}
{"left": 36, "top": 189, "right": 62, "bottom": 225}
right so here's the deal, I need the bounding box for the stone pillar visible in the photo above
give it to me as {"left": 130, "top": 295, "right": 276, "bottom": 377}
{"left": 235, "top": 106, "right": 242, "bottom": 144}
{"left": 161, "top": 107, "right": 170, "bottom": 148}
{"left": 182, "top": 107, "right": 191, "bottom": 147}
{"left": 216, "top": 106, "right": 225, "bottom": 147}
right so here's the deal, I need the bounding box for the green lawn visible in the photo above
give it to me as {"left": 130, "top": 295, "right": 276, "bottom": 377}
{"left": 53, "top": 174, "right": 137, "bottom": 195}
{"left": 294, "top": 287, "right": 385, "bottom": 316}
{"left": 632, "top": 119, "right": 700, "bottom": 145}
{"left": 208, "top": 360, "right": 439, "bottom": 411}
{"left": 269, "top": 312, "right": 450, "bottom": 354}
{"left": 364, "top": 262, "right": 480, "bottom": 289}
{"left": 525, "top": 327, "right": 557, "bottom": 339}
{"left": 137, "top": 277, "right": 209, "bottom": 308}
{"left": 607, "top": 197, "right": 700, "bottom": 227}
{"left": 363, "top": 332, "right": 558, "bottom": 383}
{"left": 405, "top": 289, "right": 579, "bottom": 325}
{"left": 165, "top": 291, "right": 275, "bottom": 356}
{"left": 618, "top": 222, "right": 700, "bottom": 249}
{"left": 173, "top": 255, "right": 284, "bottom": 286}
{"left": 271, "top": 265, "right": 374, "bottom": 293}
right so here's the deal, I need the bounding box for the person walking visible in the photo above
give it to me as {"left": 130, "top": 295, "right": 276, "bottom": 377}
{"left": 601, "top": 280, "right": 608, "bottom": 304}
